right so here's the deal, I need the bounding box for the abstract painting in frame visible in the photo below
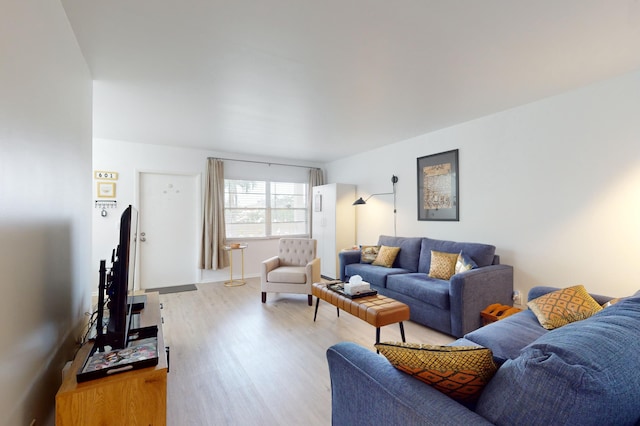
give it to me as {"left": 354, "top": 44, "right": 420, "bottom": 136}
{"left": 417, "top": 149, "right": 459, "bottom": 221}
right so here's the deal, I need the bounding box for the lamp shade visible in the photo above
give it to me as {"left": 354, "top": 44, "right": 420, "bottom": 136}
{"left": 353, "top": 197, "right": 366, "bottom": 205}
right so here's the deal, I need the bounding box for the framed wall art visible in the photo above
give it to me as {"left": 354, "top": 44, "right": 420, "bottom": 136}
{"left": 417, "top": 149, "right": 459, "bottom": 221}
{"left": 97, "top": 181, "right": 116, "bottom": 198}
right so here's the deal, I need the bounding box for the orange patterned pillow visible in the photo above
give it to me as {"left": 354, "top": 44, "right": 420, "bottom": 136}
{"left": 375, "top": 342, "right": 497, "bottom": 404}
{"left": 527, "top": 285, "right": 602, "bottom": 330}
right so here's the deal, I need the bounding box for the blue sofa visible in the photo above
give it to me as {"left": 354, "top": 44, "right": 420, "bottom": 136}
{"left": 326, "top": 287, "right": 640, "bottom": 425}
{"left": 339, "top": 235, "right": 514, "bottom": 337}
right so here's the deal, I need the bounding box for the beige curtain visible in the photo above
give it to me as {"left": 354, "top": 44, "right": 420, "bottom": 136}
{"left": 308, "top": 168, "right": 324, "bottom": 236}
{"left": 200, "top": 158, "right": 229, "bottom": 270}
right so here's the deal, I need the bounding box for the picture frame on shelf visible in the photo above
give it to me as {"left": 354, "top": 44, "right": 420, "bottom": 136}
{"left": 417, "top": 149, "right": 459, "bottom": 221}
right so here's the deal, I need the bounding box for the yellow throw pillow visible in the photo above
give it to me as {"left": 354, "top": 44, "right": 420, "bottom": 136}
{"left": 428, "top": 251, "right": 459, "bottom": 280}
{"left": 527, "top": 285, "right": 603, "bottom": 330}
{"left": 360, "top": 245, "right": 381, "bottom": 264}
{"left": 372, "top": 246, "right": 400, "bottom": 268}
{"left": 375, "top": 342, "right": 497, "bottom": 404}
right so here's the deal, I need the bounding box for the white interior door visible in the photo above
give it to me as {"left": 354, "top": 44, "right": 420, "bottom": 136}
{"left": 139, "top": 172, "right": 200, "bottom": 289}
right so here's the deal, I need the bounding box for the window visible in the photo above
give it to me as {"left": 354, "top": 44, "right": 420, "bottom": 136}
{"left": 225, "top": 179, "right": 308, "bottom": 238}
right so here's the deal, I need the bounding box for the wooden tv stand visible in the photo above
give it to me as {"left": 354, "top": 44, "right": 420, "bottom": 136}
{"left": 56, "top": 292, "right": 167, "bottom": 426}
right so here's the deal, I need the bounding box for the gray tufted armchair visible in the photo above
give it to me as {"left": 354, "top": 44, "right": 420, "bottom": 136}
{"left": 261, "top": 238, "right": 321, "bottom": 306}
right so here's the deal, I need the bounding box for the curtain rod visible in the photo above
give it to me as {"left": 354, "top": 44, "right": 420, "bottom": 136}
{"left": 209, "top": 157, "right": 320, "bottom": 170}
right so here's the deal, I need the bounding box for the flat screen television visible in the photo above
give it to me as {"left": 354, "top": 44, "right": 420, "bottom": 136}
{"left": 78, "top": 205, "right": 159, "bottom": 382}
{"left": 96, "top": 205, "right": 139, "bottom": 350}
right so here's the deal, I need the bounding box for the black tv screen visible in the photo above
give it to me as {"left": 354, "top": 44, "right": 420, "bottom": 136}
{"left": 105, "top": 205, "right": 139, "bottom": 349}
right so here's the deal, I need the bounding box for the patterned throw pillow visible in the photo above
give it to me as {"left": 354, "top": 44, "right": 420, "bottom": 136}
{"left": 527, "top": 285, "right": 603, "bottom": 330}
{"left": 375, "top": 342, "right": 497, "bottom": 404}
{"left": 455, "top": 251, "right": 478, "bottom": 274}
{"left": 360, "top": 245, "right": 381, "bottom": 264}
{"left": 372, "top": 246, "right": 401, "bottom": 268}
{"left": 428, "top": 251, "right": 459, "bottom": 280}
{"left": 602, "top": 297, "right": 621, "bottom": 308}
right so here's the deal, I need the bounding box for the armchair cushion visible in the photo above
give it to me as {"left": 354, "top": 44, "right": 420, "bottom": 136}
{"left": 267, "top": 266, "right": 307, "bottom": 284}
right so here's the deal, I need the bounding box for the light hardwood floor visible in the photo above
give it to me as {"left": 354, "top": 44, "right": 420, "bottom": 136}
{"left": 160, "top": 277, "right": 454, "bottom": 426}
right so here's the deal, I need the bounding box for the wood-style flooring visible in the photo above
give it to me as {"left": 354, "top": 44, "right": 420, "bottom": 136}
{"left": 160, "top": 277, "right": 454, "bottom": 425}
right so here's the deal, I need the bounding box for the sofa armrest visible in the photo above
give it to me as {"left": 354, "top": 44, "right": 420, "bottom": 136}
{"left": 326, "top": 342, "right": 492, "bottom": 426}
{"left": 449, "top": 264, "right": 514, "bottom": 337}
{"left": 338, "top": 249, "right": 361, "bottom": 281}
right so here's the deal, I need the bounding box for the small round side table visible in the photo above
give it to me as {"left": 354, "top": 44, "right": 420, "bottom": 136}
{"left": 224, "top": 244, "right": 248, "bottom": 287}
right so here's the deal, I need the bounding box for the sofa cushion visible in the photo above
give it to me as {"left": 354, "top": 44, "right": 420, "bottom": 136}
{"left": 464, "top": 310, "right": 548, "bottom": 364}
{"left": 372, "top": 245, "right": 401, "bottom": 267}
{"left": 375, "top": 342, "right": 497, "bottom": 404}
{"left": 359, "top": 245, "right": 380, "bottom": 263}
{"left": 527, "top": 284, "right": 602, "bottom": 330}
{"left": 377, "top": 236, "right": 422, "bottom": 271}
{"left": 344, "top": 263, "right": 409, "bottom": 288}
{"left": 428, "top": 251, "right": 459, "bottom": 280}
{"left": 476, "top": 295, "right": 640, "bottom": 425}
{"left": 418, "top": 238, "right": 496, "bottom": 273}
{"left": 387, "top": 273, "right": 450, "bottom": 309}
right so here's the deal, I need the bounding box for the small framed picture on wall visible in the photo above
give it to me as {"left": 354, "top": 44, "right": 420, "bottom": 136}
{"left": 97, "top": 182, "right": 116, "bottom": 198}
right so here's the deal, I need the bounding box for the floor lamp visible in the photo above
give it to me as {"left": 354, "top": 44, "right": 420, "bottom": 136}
{"left": 353, "top": 175, "right": 398, "bottom": 236}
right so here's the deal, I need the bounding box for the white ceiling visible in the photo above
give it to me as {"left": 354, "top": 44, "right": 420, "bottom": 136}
{"left": 60, "top": 0, "right": 640, "bottom": 163}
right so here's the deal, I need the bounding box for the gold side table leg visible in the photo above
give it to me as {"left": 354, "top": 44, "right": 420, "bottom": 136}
{"left": 225, "top": 247, "right": 246, "bottom": 287}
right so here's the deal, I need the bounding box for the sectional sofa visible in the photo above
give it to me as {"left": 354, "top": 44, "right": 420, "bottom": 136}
{"left": 326, "top": 286, "right": 640, "bottom": 425}
{"left": 339, "top": 235, "right": 514, "bottom": 337}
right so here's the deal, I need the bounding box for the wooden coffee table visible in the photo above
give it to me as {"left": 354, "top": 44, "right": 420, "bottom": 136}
{"left": 312, "top": 282, "right": 410, "bottom": 346}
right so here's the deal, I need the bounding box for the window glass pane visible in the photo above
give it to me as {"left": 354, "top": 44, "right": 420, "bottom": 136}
{"left": 271, "top": 182, "right": 307, "bottom": 208}
{"left": 272, "top": 221, "right": 307, "bottom": 236}
{"left": 226, "top": 222, "right": 266, "bottom": 238}
{"left": 225, "top": 180, "right": 266, "bottom": 208}
{"left": 224, "top": 179, "right": 308, "bottom": 238}
{"left": 225, "top": 209, "right": 266, "bottom": 238}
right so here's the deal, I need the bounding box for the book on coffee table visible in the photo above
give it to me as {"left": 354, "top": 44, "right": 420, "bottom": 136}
{"left": 327, "top": 282, "right": 377, "bottom": 299}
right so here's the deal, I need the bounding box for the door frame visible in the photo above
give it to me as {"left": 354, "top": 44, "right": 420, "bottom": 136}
{"left": 134, "top": 169, "right": 203, "bottom": 290}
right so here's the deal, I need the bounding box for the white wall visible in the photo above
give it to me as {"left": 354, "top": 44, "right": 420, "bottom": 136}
{"left": 326, "top": 70, "right": 640, "bottom": 303}
{"left": 0, "top": 1, "right": 92, "bottom": 425}
{"left": 92, "top": 139, "right": 323, "bottom": 285}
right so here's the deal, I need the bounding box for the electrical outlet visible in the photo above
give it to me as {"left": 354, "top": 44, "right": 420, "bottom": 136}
{"left": 512, "top": 290, "right": 522, "bottom": 305}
